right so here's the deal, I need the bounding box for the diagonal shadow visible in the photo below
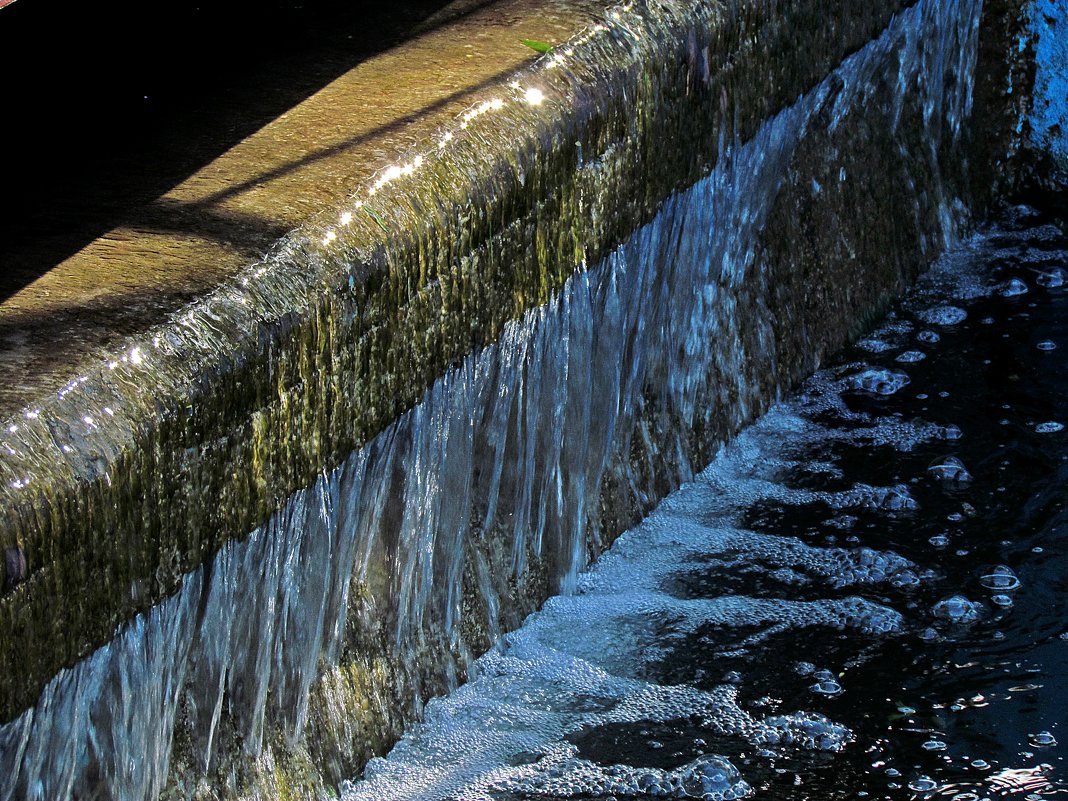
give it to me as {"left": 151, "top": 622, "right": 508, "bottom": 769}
{"left": 0, "top": 0, "right": 506, "bottom": 303}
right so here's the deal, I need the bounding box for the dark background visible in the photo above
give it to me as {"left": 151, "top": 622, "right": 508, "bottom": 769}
{"left": 0, "top": 0, "right": 467, "bottom": 298}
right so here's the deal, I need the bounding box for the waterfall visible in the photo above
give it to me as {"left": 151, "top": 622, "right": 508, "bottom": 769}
{"left": 0, "top": 0, "right": 985, "bottom": 797}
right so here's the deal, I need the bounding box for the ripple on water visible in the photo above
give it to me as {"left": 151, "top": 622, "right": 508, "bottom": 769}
{"left": 1029, "top": 731, "right": 1057, "bottom": 748}
{"left": 909, "top": 775, "right": 940, "bottom": 792}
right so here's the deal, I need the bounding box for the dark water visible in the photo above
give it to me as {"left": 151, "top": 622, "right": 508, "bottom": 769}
{"left": 711, "top": 209, "right": 1068, "bottom": 801}
{"left": 345, "top": 206, "right": 1068, "bottom": 801}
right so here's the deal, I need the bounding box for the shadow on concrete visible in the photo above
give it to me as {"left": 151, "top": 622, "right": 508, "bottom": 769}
{"left": 0, "top": 0, "right": 500, "bottom": 302}
{"left": 0, "top": 51, "right": 526, "bottom": 412}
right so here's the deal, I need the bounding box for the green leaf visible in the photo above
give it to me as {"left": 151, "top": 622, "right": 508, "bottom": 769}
{"left": 519, "top": 38, "right": 555, "bottom": 55}
{"left": 365, "top": 207, "right": 390, "bottom": 234}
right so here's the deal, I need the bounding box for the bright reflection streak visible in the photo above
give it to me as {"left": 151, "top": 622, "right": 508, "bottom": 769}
{"left": 525, "top": 87, "right": 545, "bottom": 105}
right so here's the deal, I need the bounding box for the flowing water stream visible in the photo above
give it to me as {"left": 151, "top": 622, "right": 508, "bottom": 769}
{"left": 342, "top": 207, "right": 1068, "bottom": 800}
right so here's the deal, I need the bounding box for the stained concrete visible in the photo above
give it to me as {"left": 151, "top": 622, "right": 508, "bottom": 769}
{"left": 0, "top": 0, "right": 606, "bottom": 414}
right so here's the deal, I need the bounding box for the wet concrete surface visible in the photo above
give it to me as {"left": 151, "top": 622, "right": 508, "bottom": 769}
{"left": 0, "top": 0, "right": 606, "bottom": 415}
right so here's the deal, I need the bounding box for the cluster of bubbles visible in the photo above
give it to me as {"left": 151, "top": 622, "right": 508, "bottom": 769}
{"left": 931, "top": 594, "right": 984, "bottom": 624}
{"left": 917, "top": 305, "right": 968, "bottom": 326}
{"left": 849, "top": 368, "right": 912, "bottom": 396}
{"left": 822, "top": 547, "right": 923, "bottom": 590}
{"left": 494, "top": 755, "right": 752, "bottom": 800}
{"left": 753, "top": 712, "right": 853, "bottom": 751}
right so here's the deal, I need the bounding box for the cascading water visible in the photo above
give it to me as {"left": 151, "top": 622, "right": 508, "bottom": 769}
{"left": 0, "top": 0, "right": 995, "bottom": 797}
{"left": 343, "top": 204, "right": 1068, "bottom": 801}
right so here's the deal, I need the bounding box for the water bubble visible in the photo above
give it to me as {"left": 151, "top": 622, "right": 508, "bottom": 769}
{"left": 922, "top": 740, "right": 947, "bottom": 751}
{"left": 897, "top": 706, "right": 917, "bottom": 714}
{"left": 850, "top": 368, "right": 911, "bottom": 396}
{"left": 678, "top": 755, "right": 751, "bottom": 799}
{"left": 978, "top": 565, "right": 1020, "bottom": 591}
{"left": 920, "top": 627, "right": 941, "bottom": 641}
{"left": 917, "top": 330, "right": 941, "bottom": 344}
{"left": 908, "top": 775, "right": 939, "bottom": 792}
{"left": 927, "top": 455, "right": 973, "bottom": 485}
{"left": 919, "top": 306, "right": 967, "bottom": 326}
{"left": 1037, "top": 340, "right": 1057, "bottom": 350}
{"left": 811, "top": 679, "right": 844, "bottom": 696}
{"left": 940, "top": 424, "right": 964, "bottom": 440}
{"left": 929, "top": 534, "right": 950, "bottom": 547}
{"left": 886, "top": 768, "right": 901, "bottom": 777}
{"left": 723, "top": 671, "right": 743, "bottom": 684}
{"left": 896, "top": 350, "right": 927, "bottom": 363}
{"left": 758, "top": 712, "right": 852, "bottom": 752}
{"left": 970, "top": 759, "right": 991, "bottom": 770}
{"left": 1036, "top": 268, "right": 1067, "bottom": 288}
{"left": 932, "top": 595, "right": 983, "bottom": 624}
{"left": 1029, "top": 731, "right": 1057, "bottom": 747}
{"left": 865, "top": 485, "right": 919, "bottom": 513}
{"left": 998, "top": 278, "right": 1030, "bottom": 297}
{"left": 794, "top": 662, "right": 816, "bottom": 676}
{"left": 1036, "top": 422, "right": 1064, "bottom": 433}
{"left": 990, "top": 594, "right": 1014, "bottom": 608}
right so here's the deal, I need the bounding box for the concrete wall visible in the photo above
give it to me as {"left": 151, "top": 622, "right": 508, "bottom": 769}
{"left": 1031, "top": 0, "right": 1068, "bottom": 183}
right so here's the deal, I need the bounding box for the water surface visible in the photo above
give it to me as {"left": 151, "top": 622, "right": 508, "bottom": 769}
{"left": 344, "top": 207, "right": 1068, "bottom": 800}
